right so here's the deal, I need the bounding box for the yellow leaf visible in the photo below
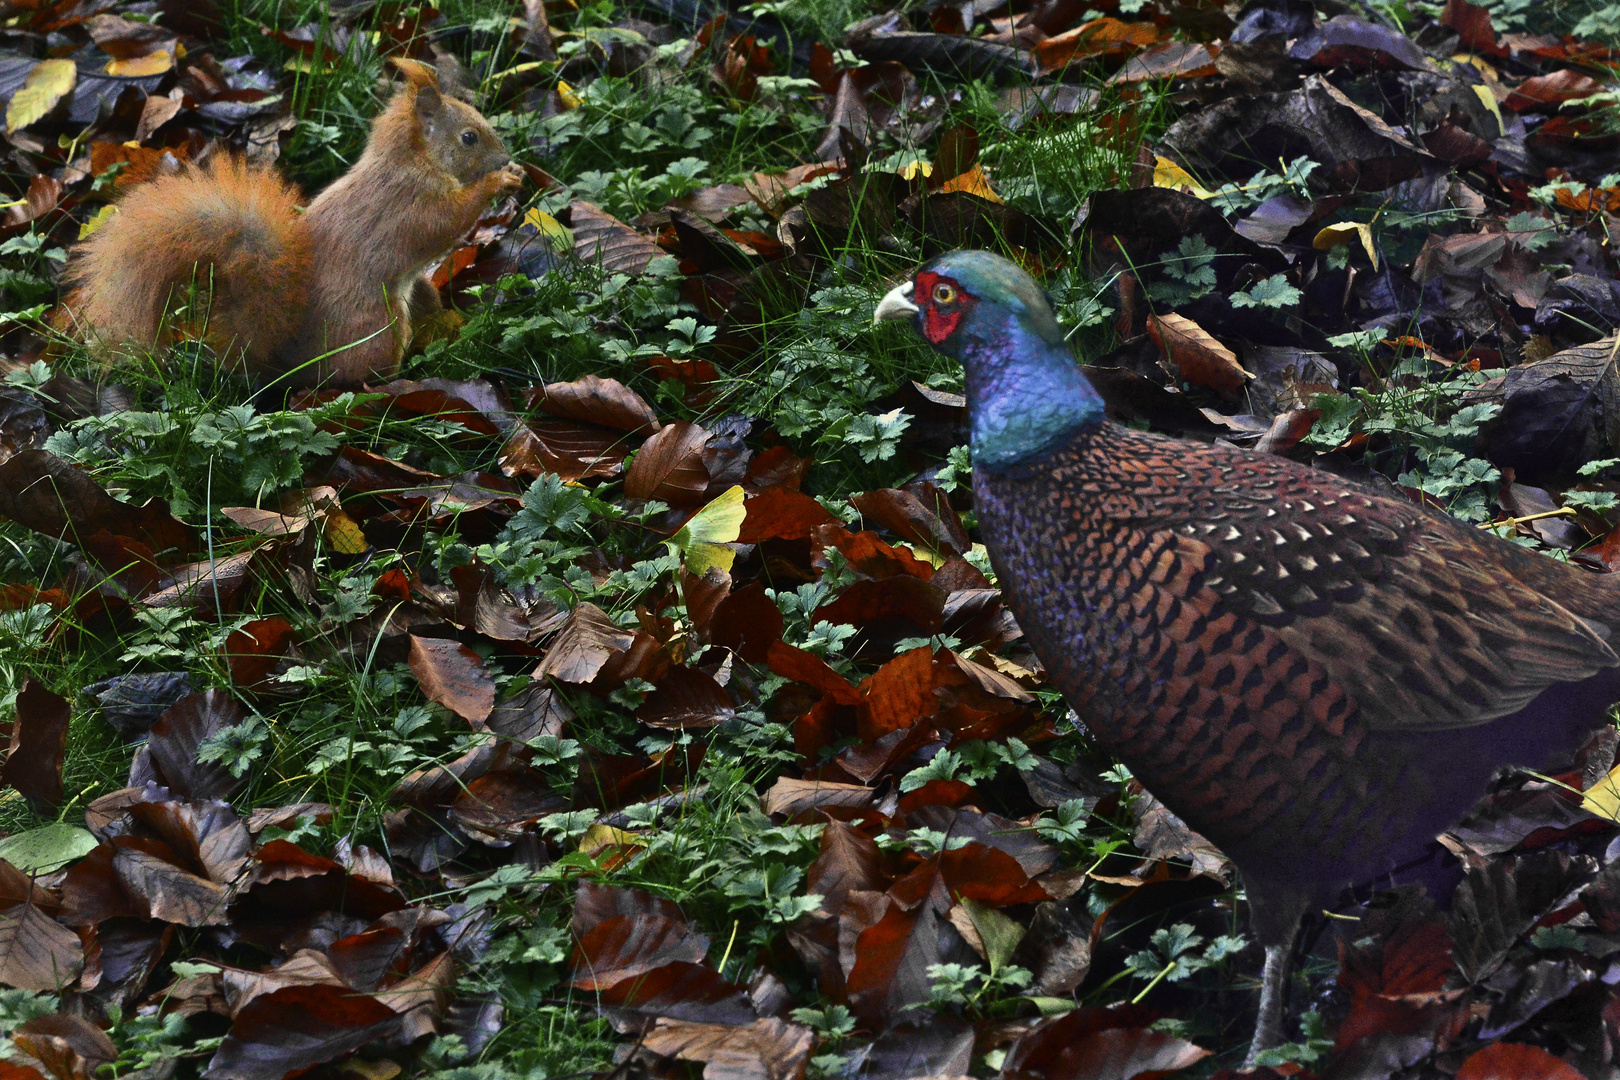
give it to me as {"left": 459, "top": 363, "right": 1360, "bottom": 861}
{"left": 898, "top": 159, "right": 933, "bottom": 181}
{"left": 937, "top": 164, "right": 1004, "bottom": 204}
{"left": 557, "top": 80, "right": 582, "bottom": 110}
{"left": 670, "top": 485, "right": 745, "bottom": 551}
{"left": 322, "top": 509, "right": 369, "bottom": 555}
{"left": 684, "top": 542, "right": 736, "bottom": 575}
{"left": 1152, "top": 155, "right": 1214, "bottom": 199}
{"left": 78, "top": 204, "right": 117, "bottom": 240}
{"left": 1470, "top": 82, "right": 1505, "bottom": 135}
{"left": 579, "top": 823, "right": 642, "bottom": 856}
{"left": 523, "top": 207, "right": 573, "bottom": 253}
{"left": 668, "top": 485, "right": 746, "bottom": 573}
{"left": 1452, "top": 54, "right": 1499, "bottom": 82}
{"left": 7, "top": 59, "right": 76, "bottom": 135}
{"left": 1583, "top": 763, "right": 1620, "bottom": 822}
{"left": 106, "top": 51, "right": 172, "bottom": 78}
{"left": 1312, "top": 221, "right": 1379, "bottom": 271}
{"left": 905, "top": 544, "right": 945, "bottom": 568}
{"left": 336, "top": 1060, "right": 401, "bottom": 1080}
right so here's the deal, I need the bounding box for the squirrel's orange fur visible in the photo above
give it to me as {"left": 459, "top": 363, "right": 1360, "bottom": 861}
{"left": 60, "top": 60, "right": 519, "bottom": 386}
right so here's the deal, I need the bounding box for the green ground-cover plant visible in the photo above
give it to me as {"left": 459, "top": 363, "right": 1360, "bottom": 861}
{"left": 14, "top": 0, "right": 1620, "bottom": 1074}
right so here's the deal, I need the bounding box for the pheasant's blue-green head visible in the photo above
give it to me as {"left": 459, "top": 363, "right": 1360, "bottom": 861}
{"left": 874, "top": 250, "right": 1103, "bottom": 472}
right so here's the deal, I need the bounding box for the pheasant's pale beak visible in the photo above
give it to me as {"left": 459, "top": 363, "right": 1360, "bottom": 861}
{"left": 873, "top": 280, "right": 920, "bottom": 323}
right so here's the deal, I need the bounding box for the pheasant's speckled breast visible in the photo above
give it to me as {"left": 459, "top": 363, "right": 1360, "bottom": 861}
{"left": 976, "top": 420, "right": 1620, "bottom": 929}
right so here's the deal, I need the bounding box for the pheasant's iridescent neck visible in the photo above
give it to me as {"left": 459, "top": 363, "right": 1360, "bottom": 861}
{"left": 959, "top": 308, "right": 1104, "bottom": 472}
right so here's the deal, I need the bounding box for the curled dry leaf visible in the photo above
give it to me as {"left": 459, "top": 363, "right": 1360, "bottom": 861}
{"left": 529, "top": 375, "right": 657, "bottom": 435}
{"left": 0, "top": 901, "right": 82, "bottom": 991}
{"left": 640, "top": 1018, "right": 815, "bottom": 1080}
{"left": 625, "top": 422, "right": 712, "bottom": 504}
{"left": 14, "top": 1014, "right": 118, "bottom": 1080}
{"left": 570, "top": 201, "right": 662, "bottom": 276}
{"left": 1147, "top": 312, "right": 1252, "bottom": 395}
{"left": 408, "top": 636, "right": 496, "bottom": 727}
{"left": 201, "top": 984, "right": 401, "bottom": 1080}
{"left": 532, "top": 603, "right": 635, "bottom": 684}
{"left": 2, "top": 678, "right": 69, "bottom": 813}
{"left": 147, "top": 691, "right": 248, "bottom": 801}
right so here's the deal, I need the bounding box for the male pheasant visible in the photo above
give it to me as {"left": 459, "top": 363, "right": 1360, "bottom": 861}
{"left": 874, "top": 250, "right": 1620, "bottom": 1064}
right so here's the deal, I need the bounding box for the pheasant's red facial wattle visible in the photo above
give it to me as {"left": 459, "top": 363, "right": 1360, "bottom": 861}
{"left": 915, "top": 271, "right": 976, "bottom": 345}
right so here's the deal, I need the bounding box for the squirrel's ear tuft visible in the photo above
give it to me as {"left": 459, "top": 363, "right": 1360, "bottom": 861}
{"left": 412, "top": 82, "right": 445, "bottom": 126}
{"left": 389, "top": 57, "right": 440, "bottom": 89}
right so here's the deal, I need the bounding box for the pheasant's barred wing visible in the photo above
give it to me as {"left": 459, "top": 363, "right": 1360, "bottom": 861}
{"left": 1157, "top": 450, "right": 1620, "bottom": 732}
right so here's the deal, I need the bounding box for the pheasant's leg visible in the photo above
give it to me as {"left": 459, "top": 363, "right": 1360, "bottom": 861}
{"left": 1244, "top": 937, "right": 1294, "bottom": 1071}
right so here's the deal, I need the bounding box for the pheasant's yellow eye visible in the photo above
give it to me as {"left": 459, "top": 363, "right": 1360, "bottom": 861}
{"left": 932, "top": 282, "right": 957, "bottom": 305}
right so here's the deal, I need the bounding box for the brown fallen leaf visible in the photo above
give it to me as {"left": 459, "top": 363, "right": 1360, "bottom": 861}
{"left": 1147, "top": 312, "right": 1252, "bottom": 395}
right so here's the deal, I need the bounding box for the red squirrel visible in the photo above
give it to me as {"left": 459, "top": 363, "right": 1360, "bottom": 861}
{"left": 60, "top": 59, "right": 521, "bottom": 386}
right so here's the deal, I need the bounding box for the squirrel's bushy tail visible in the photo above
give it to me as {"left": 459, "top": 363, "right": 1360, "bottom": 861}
{"left": 61, "top": 156, "right": 311, "bottom": 372}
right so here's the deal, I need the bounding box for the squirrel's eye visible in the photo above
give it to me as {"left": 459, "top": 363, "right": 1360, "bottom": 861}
{"left": 931, "top": 282, "right": 957, "bottom": 305}
{"left": 460, "top": 130, "right": 478, "bottom": 147}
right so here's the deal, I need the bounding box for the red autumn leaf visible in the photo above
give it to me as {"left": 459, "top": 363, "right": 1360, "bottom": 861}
{"left": 0, "top": 450, "right": 197, "bottom": 557}
{"left": 1440, "top": 0, "right": 1503, "bottom": 54}
{"left": 449, "top": 769, "right": 554, "bottom": 845}
{"left": 640, "top": 1018, "right": 815, "bottom": 1080}
{"left": 372, "top": 568, "right": 412, "bottom": 601}
{"left": 2, "top": 678, "right": 68, "bottom": 812}
{"left": 1034, "top": 18, "right": 1160, "bottom": 73}
{"left": 15, "top": 1013, "right": 118, "bottom": 1080}
{"left": 224, "top": 616, "right": 297, "bottom": 690}
{"left": 573, "top": 880, "right": 685, "bottom": 937}
{"left": 709, "top": 582, "right": 784, "bottom": 662}
{"left": 1335, "top": 912, "right": 1461, "bottom": 1051}
{"left": 897, "top": 778, "right": 980, "bottom": 815}
{"left": 229, "top": 841, "right": 405, "bottom": 942}
{"left": 813, "top": 575, "right": 946, "bottom": 637}
{"left": 1456, "top": 1043, "right": 1584, "bottom": 1080}
{"left": 571, "top": 915, "right": 710, "bottom": 991}
{"left": 680, "top": 566, "right": 731, "bottom": 639}
{"left": 856, "top": 646, "right": 939, "bottom": 741}
{"left": 806, "top": 819, "right": 890, "bottom": 910}
{"left": 813, "top": 525, "right": 935, "bottom": 581}
{"left": 738, "top": 487, "right": 840, "bottom": 543}
{"left": 1147, "top": 313, "right": 1251, "bottom": 396}
{"left": 636, "top": 666, "right": 735, "bottom": 729}
{"left": 1505, "top": 69, "right": 1605, "bottom": 111}
{"left": 1109, "top": 40, "right": 1220, "bottom": 83}
{"left": 595, "top": 960, "right": 757, "bottom": 1025}
{"left": 844, "top": 899, "right": 936, "bottom": 1018}
{"left": 127, "top": 798, "right": 252, "bottom": 883}
{"left": 761, "top": 777, "right": 876, "bottom": 818}
{"left": 745, "top": 444, "right": 813, "bottom": 491}
{"left": 58, "top": 845, "right": 140, "bottom": 927}
{"left": 852, "top": 485, "right": 970, "bottom": 556}
{"left": 572, "top": 745, "right": 705, "bottom": 813}
{"left": 1000, "top": 1005, "right": 1185, "bottom": 1080}
{"left": 766, "top": 642, "right": 861, "bottom": 705}
{"left": 114, "top": 848, "right": 231, "bottom": 927}
{"left": 326, "top": 927, "right": 408, "bottom": 993}
{"left": 372, "top": 383, "right": 505, "bottom": 437}
{"left": 408, "top": 635, "right": 496, "bottom": 726}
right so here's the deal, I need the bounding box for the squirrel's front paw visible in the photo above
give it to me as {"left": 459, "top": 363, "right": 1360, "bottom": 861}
{"left": 494, "top": 163, "right": 525, "bottom": 192}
